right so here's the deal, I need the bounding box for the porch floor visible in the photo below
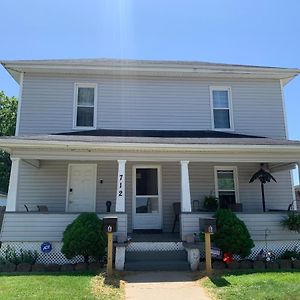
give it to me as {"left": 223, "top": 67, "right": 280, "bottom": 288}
{"left": 129, "top": 232, "right": 181, "bottom": 242}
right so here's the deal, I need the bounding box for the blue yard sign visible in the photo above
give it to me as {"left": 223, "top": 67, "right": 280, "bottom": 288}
{"left": 41, "top": 242, "right": 52, "bottom": 253}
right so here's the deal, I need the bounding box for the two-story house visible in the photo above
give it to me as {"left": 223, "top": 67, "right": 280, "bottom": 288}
{"left": 0, "top": 59, "right": 300, "bottom": 271}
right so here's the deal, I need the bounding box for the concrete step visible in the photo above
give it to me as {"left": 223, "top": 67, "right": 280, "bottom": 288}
{"left": 124, "top": 260, "right": 190, "bottom": 271}
{"left": 126, "top": 250, "right": 187, "bottom": 262}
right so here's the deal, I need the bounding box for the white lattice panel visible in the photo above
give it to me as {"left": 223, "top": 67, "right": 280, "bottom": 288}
{"left": 0, "top": 242, "right": 84, "bottom": 264}
{"left": 126, "top": 242, "right": 184, "bottom": 252}
{"left": 199, "top": 240, "right": 300, "bottom": 259}
{"left": 247, "top": 240, "right": 300, "bottom": 259}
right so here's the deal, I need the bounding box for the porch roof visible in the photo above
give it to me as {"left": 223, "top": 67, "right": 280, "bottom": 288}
{"left": 1, "top": 130, "right": 300, "bottom": 148}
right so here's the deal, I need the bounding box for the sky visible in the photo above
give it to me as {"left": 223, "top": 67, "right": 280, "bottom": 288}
{"left": 0, "top": 0, "right": 299, "bottom": 183}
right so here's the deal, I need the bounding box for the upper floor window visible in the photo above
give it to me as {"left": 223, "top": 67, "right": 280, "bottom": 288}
{"left": 210, "top": 86, "right": 233, "bottom": 130}
{"left": 73, "top": 83, "right": 97, "bottom": 129}
{"left": 214, "top": 166, "right": 239, "bottom": 209}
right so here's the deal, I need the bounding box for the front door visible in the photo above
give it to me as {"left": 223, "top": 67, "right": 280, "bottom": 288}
{"left": 67, "top": 164, "right": 97, "bottom": 212}
{"left": 133, "top": 166, "right": 162, "bottom": 230}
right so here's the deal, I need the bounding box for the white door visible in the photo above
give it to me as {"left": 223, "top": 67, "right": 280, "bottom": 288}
{"left": 133, "top": 166, "right": 162, "bottom": 230}
{"left": 67, "top": 164, "right": 97, "bottom": 212}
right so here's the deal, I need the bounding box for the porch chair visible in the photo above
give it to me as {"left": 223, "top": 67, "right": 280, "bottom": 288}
{"left": 37, "top": 205, "right": 48, "bottom": 212}
{"left": 228, "top": 203, "right": 243, "bottom": 212}
{"left": 172, "top": 202, "right": 181, "bottom": 233}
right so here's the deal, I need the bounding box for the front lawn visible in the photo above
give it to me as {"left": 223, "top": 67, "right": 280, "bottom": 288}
{"left": 202, "top": 271, "right": 300, "bottom": 300}
{"left": 0, "top": 272, "right": 124, "bottom": 300}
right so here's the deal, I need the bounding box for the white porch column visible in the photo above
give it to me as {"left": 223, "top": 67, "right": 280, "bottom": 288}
{"left": 115, "top": 160, "right": 126, "bottom": 212}
{"left": 180, "top": 160, "right": 192, "bottom": 212}
{"left": 6, "top": 158, "right": 21, "bottom": 212}
{"left": 296, "top": 162, "right": 300, "bottom": 210}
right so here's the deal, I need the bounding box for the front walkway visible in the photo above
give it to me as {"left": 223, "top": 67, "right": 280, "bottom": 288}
{"left": 124, "top": 271, "right": 211, "bottom": 300}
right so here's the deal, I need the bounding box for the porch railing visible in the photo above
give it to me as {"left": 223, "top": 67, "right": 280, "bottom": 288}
{"left": 180, "top": 212, "right": 299, "bottom": 242}
{"left": 0, "top": 212, "right": 127, "bottom": 242}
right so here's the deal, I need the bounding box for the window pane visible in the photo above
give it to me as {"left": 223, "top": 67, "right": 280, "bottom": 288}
{"left": 78, "top": 87, "right": 94, "bottom": 106}
{"left": 219, "top": 191, "right": 236, "bottom": 209}
{"left": 218, "top": 171, "right": 234, "bottom": 190}
{"left": 136, "top": 168, "right": 158, "bottom": 195}
{"left": 77, "top": 107, "right": 94, "bottom": 127}
{"left": 136, "top": 197, "right": 159, "bottom": 213}
{"left": 214, "top": 109, "right": 230, "bottom": 128}
{"left": 213, "top": 90, "right": 229, "bottom": 108}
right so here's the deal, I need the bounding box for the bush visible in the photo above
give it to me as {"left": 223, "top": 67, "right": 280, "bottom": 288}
{"left": 280, "top": 250, "right": 300, "bottom": 260}
{"left": 61, "top": 213, "right": 107, "bottom": 263}
{"left": 213, "top": 209, "right": 254, "bottom": 258}
{"left": 0, "top": 245, "right": 38, "bottom": 265}
{"left": 281, "top": 212, "right": 300, "bottom": 233}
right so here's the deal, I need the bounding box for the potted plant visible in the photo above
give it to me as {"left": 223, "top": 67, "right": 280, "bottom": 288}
{"left": 203, "top": 195, "right": 218, "bottom": 211}
{"left": 281, "top": 212, "right": 300, "bottom": 233}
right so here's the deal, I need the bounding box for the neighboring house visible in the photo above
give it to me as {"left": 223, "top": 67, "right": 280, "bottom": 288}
{"left": 0, "top": 192, "right": 7, "bottom": 207}
{"left": 295, "top": 185, "right": 300, "bottom": 210}
{"left": 0, "top": 59, "right": 300, "bottom": 270}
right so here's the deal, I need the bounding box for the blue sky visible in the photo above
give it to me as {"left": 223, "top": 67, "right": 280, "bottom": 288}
{"left": 0, "top": 0, "right": 299, "bottom": 183}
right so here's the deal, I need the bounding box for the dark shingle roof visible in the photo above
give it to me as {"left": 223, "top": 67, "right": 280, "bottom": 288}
{"left": 56, "top": 129, "right": 266, "bottom": 139}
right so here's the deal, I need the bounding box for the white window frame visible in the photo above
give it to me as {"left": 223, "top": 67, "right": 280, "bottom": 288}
{"left": 210, "top": 86, "right": 234, "bottom": 131}
{"left": 214, "top": 166, "right": 240, "bottom": 204}
{"left": 73, "top": 83, "right": 97, "bottom": 130}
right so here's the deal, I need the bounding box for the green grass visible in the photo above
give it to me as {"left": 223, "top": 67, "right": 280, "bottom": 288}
{"left": 0, "top": 272, "right": 124, "bottom": 300}
{"left": 202, "top": 271, "right": 300, "bottom": 300}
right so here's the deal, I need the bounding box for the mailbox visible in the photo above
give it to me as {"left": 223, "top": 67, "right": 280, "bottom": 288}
{"left": 103, "top": 217, "right": 118, "bottom": 233}
{"left": 199, "top": 217, "right": 217, "bottom": 233}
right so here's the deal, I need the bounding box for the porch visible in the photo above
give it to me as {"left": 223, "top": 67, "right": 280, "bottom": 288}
{"left": 3, "top": 156, "right": 300, "bottom": 238}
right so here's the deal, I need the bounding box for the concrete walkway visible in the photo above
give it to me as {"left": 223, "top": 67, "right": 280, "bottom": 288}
{"left": 125, "top": 271, "right": 211, "bottom": 300}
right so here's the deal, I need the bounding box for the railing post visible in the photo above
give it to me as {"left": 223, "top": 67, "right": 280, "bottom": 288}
{"left": 180, "top": 160, "right": 192, "bottom": 212}
{"left": 115, "top": 160, "right": 126, "bottom": 212}
{"left": 6, "top": 158, "right": 20, "bottom": 212}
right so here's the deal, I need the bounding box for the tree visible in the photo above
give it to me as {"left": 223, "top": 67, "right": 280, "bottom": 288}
{"left": 213, "top": 209, "right": 254, "bottom": 258}
{"left": 61, "top": 213, "right": 107, "bottom": 263}
{"left": 0, "top": 91, "right": 18, "bottom": 192}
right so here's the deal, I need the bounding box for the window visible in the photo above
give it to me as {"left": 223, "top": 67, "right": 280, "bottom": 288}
{"left": 214, "top": 167, "right": 239, "bottom": 209}
{"left": 210, "top": 87, "right": 233, "bottom": 130}
{"left": 74, "top": 83, "right": 97, "bottom": 128}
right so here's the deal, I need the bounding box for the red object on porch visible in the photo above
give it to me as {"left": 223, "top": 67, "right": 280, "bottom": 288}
{"left": 223, "top": 252, "right": 233, "bottom": 263}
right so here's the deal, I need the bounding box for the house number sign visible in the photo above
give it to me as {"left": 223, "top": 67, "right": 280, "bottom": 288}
{"left": 116, "top": 160, "right": 126, "bottom": 212}
{"left": 118, "top": 174, "right": 124, "bottom": 197}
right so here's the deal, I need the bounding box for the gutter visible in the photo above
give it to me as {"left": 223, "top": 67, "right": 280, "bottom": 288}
{"left": 1, "top": 139, "right": 300, "bottom": 153}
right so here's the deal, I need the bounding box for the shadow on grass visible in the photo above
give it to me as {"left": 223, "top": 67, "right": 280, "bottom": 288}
{"left": 103, "top": 273, "right": 124, "bottom": 289}
{"left": 208, "top": 276, "right": 231, "bottom": 287}
{"left": 0, "top": 271, "right": 98, "bottom": 277}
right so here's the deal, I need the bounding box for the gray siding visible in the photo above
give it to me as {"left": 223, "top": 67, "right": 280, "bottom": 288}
{"left": 181, "top": 212, "right": 299, "bottom": 241}
{"left": 15, "top": 160, "right": 294, "bottom": 233}
{"left": 19, "top": 73, "right": 286, "bottom": 138}
{"left": 0, "top": 213, "right": 127, "bottom": 242}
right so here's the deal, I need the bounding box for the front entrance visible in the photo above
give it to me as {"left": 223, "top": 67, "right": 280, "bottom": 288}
{"left": 66, "top": 164, "right": 97, "bottom": 212}
{"left": 133, "top": 165, "right": 162, "bottom": 230}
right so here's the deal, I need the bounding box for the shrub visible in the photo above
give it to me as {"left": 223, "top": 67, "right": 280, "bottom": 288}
{"left": 213, "top": 209, "right": 254, "bottom": 258}
{"left": 61, "top": 213, "right": 107, "bottom": 263}
{"left": 0, "top": 245, "right": 38, "bottom": 265}
{"left": 203, "top": 195, "right": 218, "bottom": 211}
{"left": 281, "top": 212, "right": 300, "bottom": 233}
{"left": 280, "top": 249, "right": 300, "bottom": 260}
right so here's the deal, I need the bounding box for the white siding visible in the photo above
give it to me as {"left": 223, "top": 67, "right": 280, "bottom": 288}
{"left": 181, "top": 213, "right": 299, "bottom": 241}
{"left": 19, "top": 73, "right": 286, "bottom": 138}
{"left": 15, "top": 160, "right": 294, "bottom": 233}
{"left": 0, "top": 213, "right": 127, "bottom": 242}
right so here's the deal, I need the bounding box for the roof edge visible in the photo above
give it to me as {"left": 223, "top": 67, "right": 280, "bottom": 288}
{"left": 2, "top": 58, "right": 299, "bottom": 84}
